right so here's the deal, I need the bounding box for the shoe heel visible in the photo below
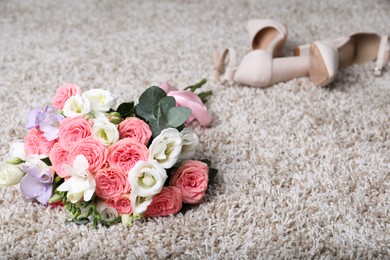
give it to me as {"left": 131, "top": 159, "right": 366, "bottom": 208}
{"left": 309, "top": 41, "right": 338, "bottom": 87}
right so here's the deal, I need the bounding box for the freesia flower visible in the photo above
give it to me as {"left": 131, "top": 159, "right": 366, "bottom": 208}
{"left": 128, "top": 160, "right": 167, "bottom": 197}
{"left": 9, "top": 140, "right": 26, "bottom": 162}
{"left": 149, "top": 128, "right": 182, "bottom": 168}
{"left": 160, "top": 83, "right": 212, "bottom": 126}
{"left": 179, "top": 128, "right": 199, "bottom": 161}
{"left": 57, "top": 155, "right": 96, "bottom": 203}
{"left": 91, "top": 117, "right": 119, "bottom": 146}
{"left": 0, "top": 163, "right": 25, "bottom": 186}
{"left": 25, "top": 106, "right": 64, "bottom": 141}
{"left": 63, "top": 94, "right": 91, "bottom": 118}
{"left": 20, "top": 158, "right": 54, "bottom": 204}
{"left": 82, "top": 89, "right": 117, "bottom": 115}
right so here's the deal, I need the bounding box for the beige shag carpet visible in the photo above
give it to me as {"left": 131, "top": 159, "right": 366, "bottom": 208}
{"left": 0, "top": 0, "right": 389, "bottom": 258}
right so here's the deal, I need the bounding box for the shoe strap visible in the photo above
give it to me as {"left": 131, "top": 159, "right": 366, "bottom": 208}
{"left": 214, "top": 48, "right": 237, "bottom": 81}
{"left": 374, "top": 35, "right": 389, "bottom": 76}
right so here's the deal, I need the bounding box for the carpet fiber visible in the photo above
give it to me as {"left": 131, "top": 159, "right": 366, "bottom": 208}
{"left": 0, "top": 0, "right": 389, "bottom": 258}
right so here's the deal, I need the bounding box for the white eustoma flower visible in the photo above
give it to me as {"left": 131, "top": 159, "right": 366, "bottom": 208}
{"left": 149, "top": 128, "right": 183, "bottom": 168}
{"left": 9, "top": 141, "right": 26, "bottom": 161}
{"left": 91, "top": 117, "right": 120, "bottom": 146}
{"left": 179, "top": 128, "right": 199, "bottom": 161}
{"left": 82, "top": 89, "right": 117, "bottom": 114}
{"left": 57, "top": 155, "right": 96, "bottom": 203}
{"left": 0, "top": 163, "right": 25, "bottom": 186}
{"left": 130, "top": 193, "right": 153, "bottom": 214}
{"left": 96, "top": 201, "right": 118, "bottom": 221}
{"left": 128, "top": 160, "right": 167, "bottom": 197}
{"left": 63, "top": 94, "right": 91, "bottom": 118}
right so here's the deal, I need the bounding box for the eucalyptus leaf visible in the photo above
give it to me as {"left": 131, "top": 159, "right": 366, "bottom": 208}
{"left": 116, "top": 102, "right": 135, "bottom": 118}
{"left": 167, "top": 107, "right": 191, "bottom": 127}
{"left": 136, "top": 86, "right": 167, "bottom": 118}
{"left": 149, "top": 120, "right": 162, "bottom": 137}
{"left": 158, "top": 96, "right": 176, "bottom": 119}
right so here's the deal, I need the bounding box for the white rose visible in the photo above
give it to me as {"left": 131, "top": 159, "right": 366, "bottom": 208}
{"left": 63, "top": 94, "right": 91, "bottom": 118}
{"left": 82, "top": 89, "right": 117, "bottom": 114}
{"left": 10, "top": 141, "right": 26, "bottom": 161}
{"left": 128, "top": 160, "right": 167, "bottom": 197}
{"left": 0, "top": 163, "right": 25, "bottom": 186}
{"left": 57, "top": 155, "right": 96, "bottom": 203}
{"left": 149, "top": 128, "right": 183, "bottom": 168}
{"left": 92, "top": 117, "right": 119, "bottom": 146}
{"left": 179, "top": 128, "right": 199, "bottom": 161}
{"left": 130, "top": 193, "right": 153, "bottom": 214}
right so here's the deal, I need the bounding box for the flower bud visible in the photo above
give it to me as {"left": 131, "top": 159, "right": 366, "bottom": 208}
{"left": 121, "top": 214, "right": 133, "bottom": 228}
{"left": 6, "top": 157, "right": 24, "bottom": 165}
{"left": 108, "top": 112, "right": 123, "bottom": 124}
{"left": 48, "top": 193, "right": 63, "bottom": 203}
{"left": 0, "top": 163, "right": 25, "bottom": 186}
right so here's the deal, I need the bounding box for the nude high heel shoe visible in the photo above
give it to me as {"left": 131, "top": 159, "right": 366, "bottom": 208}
{"left": 214, "top": 19, "right": 310, "bottom": 88}
{"left": 214, "top": 42, "right": 342, "bottom": 88}
{"left": 247, "top": 19, "right": 288, "bottom": 57}
{"left": 295, "top": 33, "right": 390, "bottom": 86}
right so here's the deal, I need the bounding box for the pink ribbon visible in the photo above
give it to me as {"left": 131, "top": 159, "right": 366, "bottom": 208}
{"left": 160, "top": 83, "right": 213, "bottom": 126}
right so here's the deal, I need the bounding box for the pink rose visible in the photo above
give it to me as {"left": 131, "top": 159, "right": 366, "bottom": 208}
{"left": 118, "top": 117, "right": 152, "bottom": 145}
{"left": 67, "top": 137, "right": 108, "bottom": 173}
{"left": 144, "top": 186, "right": 182, "bottom": 217}
{"left": 95, "top": 168, "right": 130, "bottom": 199}
{"left": 170, "top": 160, "right": 209, "bottom": 204}
{"left": 24, "top": 128, "right": 57, "bottom": 156}
{"left": 107, "top": 138, "right": 149, "bottom": 173}
{"left": 49, "top": 142, "right": 70, "bottom": 178}
{"left": 52, "top": 83, "right": 81, "bottom": 110}
{"left": 107, "top": 195, "right": 133, "bottom": 215}
{"left": 59, "top": 116, "right": 92, "bottom": 150}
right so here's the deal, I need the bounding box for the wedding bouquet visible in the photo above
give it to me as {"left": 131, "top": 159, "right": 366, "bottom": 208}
{"left": 0, "top": 80, "right": 217, "bottom": 228}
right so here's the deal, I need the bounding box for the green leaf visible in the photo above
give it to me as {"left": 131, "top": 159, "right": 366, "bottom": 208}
{"left": 41, "top": 157, "right": 52, "bottom": 166}
{"left": 184, "top": 78, "right": 207, "bottom": 92}
{"left": 198, "top": 91, "right": 213, "bottom": 103}
{"left": 136, "top": 86, "right": 167, "bottom": 121}
{"left": 149, "top": 120, "right": 162, "bottom": 138}
{"left": 158, "top": 96, "right": 176, "bottom": 119}
{"left": 209, "top": 168, "right": 218, "bottom": 183}
{"left": 68, "top": 218, "right": 90, "bottom": 225}
{"left": 201, "top": 159, "right": 218, "bottom": 184}
{"left": 116, "top": 102, "right": 135, "bottom": 118}
{"left": 167, "top": 107, "right": 191, "bottom": 127}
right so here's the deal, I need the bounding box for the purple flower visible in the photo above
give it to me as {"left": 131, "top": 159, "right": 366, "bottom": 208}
{"left": 25, "top": 106, "right": 64, "bottom": 141}
{"left": 25, "top": 107, "right": 45, "bottom": 129}
{"left": 20, "top": 158, "right": 53, "bottom": 205}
